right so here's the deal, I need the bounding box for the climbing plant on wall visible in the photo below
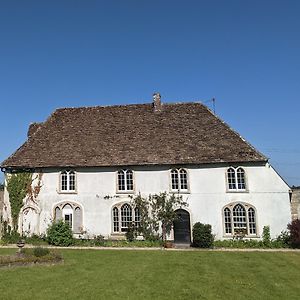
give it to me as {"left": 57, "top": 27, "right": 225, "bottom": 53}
{"left": 6, "top": 172, "right": 33, "bottom": 231}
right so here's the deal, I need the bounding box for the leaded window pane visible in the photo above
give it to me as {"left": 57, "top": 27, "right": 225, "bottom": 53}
{"left": 171, "top": 169, "right": 179, "bottom": 190}
{"left": 61, "top": 171, "right": 68, "bottom": 191}
{"left": 224, "top": 207, "right": 232, "bottom": 234}
{"left": 121, "top": 204, "right": 132, "bottom": 232}
{"left": 126, "top": 170, "right": 133, "bottom": 191}
{"left": 113, "top": 207, "right": 119, "bottom": 232}
{"left": 227, "top": 168, "right": 236, "bottom": 190}
{"left": 233, "top": 204, "right": 247, "bottom": 230}
{"left": 179, "top": 169, "right": 188, "bottom": 190}
{"left": 248, "top": 208, "right": 256, "bottom": 234}
{"left": 118, "top": 170, "right": 126, "bottom": 191}
{"left": 237, "top": 168, "right": 246, "bottom": 190}
{"left": 135, "top": 207, "right": 141, "bottom": 229}
{"left": 69, "top": 171, "right": 76, "bottom": 191}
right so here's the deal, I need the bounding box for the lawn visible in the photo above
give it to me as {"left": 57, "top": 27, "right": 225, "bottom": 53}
{"left": 0, "top": 249, "right": 300, "bottom": 300}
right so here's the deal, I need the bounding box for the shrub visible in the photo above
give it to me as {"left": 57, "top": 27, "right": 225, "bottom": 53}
{"left": 192, "top": 222, "right": 214, "bottom": 248}
{"left": 33, "top": 247, "right": 50, "bottom": 257}
{"left": 262, "top": 226, "right": 271, "bottom": 247}
{"left": 276, "top": 230, "right": 291, "bottom": 248}
{"left": 93, "top": 235, "right": 105, "bottom": 246}
{"left": 288, "top": 219, "right": 300, "bottom": 248}
{"left": 125, "top": 223, "right": 136, "bottom": 242}
{"left": 46, "top": 220, "right": 74, "bottom": 246}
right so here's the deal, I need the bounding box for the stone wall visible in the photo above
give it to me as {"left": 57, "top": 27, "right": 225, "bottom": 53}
{"left": 0, "top": 190, "right": 3, "bottom": 217}
{"left": 291, "top": 188, "right": 300, "bottom": 220}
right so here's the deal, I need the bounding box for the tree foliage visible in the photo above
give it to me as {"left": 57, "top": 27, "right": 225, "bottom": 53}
{"left": 131, "top": 192, "right": 188, "bottom": 241}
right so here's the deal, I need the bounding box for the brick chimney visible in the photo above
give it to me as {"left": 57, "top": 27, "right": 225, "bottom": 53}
{"left": 153, "top": 92, "right": 162, "bottom": 112}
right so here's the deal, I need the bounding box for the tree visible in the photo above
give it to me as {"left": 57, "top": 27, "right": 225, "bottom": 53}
{"left": 131, "top": 192, "right": 188, "bottom": 242}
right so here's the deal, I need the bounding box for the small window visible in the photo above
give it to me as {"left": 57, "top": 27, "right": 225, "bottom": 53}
{"left": 117, "top": 169, "right": 134, "bottom": 192}
{"left": 227, "top": 167, "right": 246, "bottom": 191}
{"left": 64, "top": 214, "right": 73, "bottom": 229}
{"left": 171, "top": 168, "right": 188, "bottom": 192}
{"left": 223, "top": 203, "right": 257, "bottom": 236}
{"left": 60, "top": 170, "right": 76, "bottom": 192}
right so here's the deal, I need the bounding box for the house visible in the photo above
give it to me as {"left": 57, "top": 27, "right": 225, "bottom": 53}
{"left": 0, "top": 93, "right": 291, "bottom": 242}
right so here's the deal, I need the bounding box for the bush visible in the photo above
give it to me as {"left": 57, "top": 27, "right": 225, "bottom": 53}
{"left": 276, "top": 230, "right": 291, "bottom": 247}
{"left": 93, "top": 235, "right": 105, "bottom": 246}
{"left": 288, "top": 219, "right": 300, "bottom": 248}
{"left": 192, "top": 222, "right": 214, "bottom": 248}
{"left": 262, "top": 226, "right": 271, "bottom": 247}
{"left": 33, "top": 247, "right": 50, "bottom": 257}
{"left": 46, "top": 220, "right": 74, "bottom": 246}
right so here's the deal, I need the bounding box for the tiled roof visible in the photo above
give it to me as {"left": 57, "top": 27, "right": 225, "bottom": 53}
{"left": 1, "top": 102, "right": 267, "bottom": 168}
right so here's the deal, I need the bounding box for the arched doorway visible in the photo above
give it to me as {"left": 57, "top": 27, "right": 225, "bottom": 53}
{"left": 173, "top": 209, "right": 191, "bottom": 244}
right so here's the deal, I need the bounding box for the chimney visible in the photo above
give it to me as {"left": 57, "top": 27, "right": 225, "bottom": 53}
{"left": 153, "top": 92, "right": 162, "bottom": 112}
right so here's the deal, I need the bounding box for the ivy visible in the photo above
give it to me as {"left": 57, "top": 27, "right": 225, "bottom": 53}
{"left": 6, "top": 172, "right": 32, "bottom": 231}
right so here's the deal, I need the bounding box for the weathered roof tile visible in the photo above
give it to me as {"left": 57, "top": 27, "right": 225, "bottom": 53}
{"left": 1, "top": 102, "right": 267, "bottom": 168}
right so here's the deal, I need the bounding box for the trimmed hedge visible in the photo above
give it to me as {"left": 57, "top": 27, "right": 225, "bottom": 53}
{"left": 192, "top": 222, "right": 214, "bottom": 248}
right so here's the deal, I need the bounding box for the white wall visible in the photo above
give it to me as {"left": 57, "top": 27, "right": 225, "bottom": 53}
{"left": 2, "top": 163, "right": 291, "bottom": 240}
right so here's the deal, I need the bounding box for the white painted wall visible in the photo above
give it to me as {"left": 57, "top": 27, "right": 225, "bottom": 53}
{"left": 2, "top": 162, "right": 291, "bottom": 240}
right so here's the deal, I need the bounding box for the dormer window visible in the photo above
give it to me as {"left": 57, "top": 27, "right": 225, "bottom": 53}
{"left": 60, "top": 170, "right": 76, "bottom": 192}
{"left": 227, "top": 167, "right": 246, "bottom": 191}
{"left": 171, "top": 168, "right": 188, "bottom": 192}
{"left": 117, "top": 169, "right": 134, "bottom": 192}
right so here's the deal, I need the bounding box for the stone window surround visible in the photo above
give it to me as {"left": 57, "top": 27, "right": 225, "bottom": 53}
{"left": 58, "top": 170, "right": 77, "bottom": 194}
{"left": 226, "top": 166, "right": 248, "bottom": 193}
{"left": 169, "top": 168, "right": 190, "bottom": 193}
{"left": 53, "top": 201, "right": 83, "bottom": 233}
{"left": 222, "top": 202, "right": 258, "bottom": 238}
{"left": 111, "top": 202, "right": 141, "bottom": 234}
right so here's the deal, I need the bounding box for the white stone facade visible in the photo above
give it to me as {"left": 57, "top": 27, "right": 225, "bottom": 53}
{"left": 2, "top": 162, "right": 291, "bottom": 240}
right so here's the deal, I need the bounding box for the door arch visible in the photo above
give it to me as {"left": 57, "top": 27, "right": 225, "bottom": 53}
{"left": 173, "top": 209, "right": 191, "bottom": 243}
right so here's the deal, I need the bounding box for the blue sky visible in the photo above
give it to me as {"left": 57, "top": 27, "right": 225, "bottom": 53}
{"left": 0, "top": 0, "right": 299, "bottom": 185}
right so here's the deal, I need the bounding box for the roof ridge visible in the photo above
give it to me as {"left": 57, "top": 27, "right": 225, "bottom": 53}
{"left": 52, "top": 101, "right": 206, "bottom": 112}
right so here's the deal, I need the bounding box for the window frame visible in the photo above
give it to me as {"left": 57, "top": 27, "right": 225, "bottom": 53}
{"left": 226, "top": 167, "right": 248, "bottom": 192}
{"left": 116, "top": 169, "right": 134, "bottom": 193}
{"left": 222, "top": 202, "right": 258, "bottom": 237}
{"left": 53, "top": 202, "right": 83, "bottom": 233}
{"left": 59, "top": 170, "right": 77, "bottom": 193}
{"left": 170, "top": 168, "right": 189, "bottom": 193}
{"left": 111, "top": 203, "right": 141, "bottom": 234}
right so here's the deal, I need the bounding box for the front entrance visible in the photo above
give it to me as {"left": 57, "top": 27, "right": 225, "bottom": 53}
{"left": 173, "top": 209, "right": 191, "bottom": 244}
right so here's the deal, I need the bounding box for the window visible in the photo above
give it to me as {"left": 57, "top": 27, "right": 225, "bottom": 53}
{"left": 60, "top": 170, "right": 76, "bottom": 192}
{"left": 117, "top": 169, "right": 134, "bottom": 192}
{"left": 112, "top": 203, "right": 140, "bottom": 233}
{"left": 121, "top": 204, "right": 132, "bottom": 232}
{"left": 54, "top": 202, "right": 82, "bottom": 233}
{"left": 171, "top": 168, "right": 188, "bottom": 191}
{"left": 223, "top": 203, "right": 257, "bottom": 236}
{"left": 227, "top": 167, "right": 246, "bottom": 191}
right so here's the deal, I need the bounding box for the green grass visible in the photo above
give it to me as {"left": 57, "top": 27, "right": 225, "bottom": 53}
{"left": 0, "top": 249, "right": 300, "bottom": 299}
